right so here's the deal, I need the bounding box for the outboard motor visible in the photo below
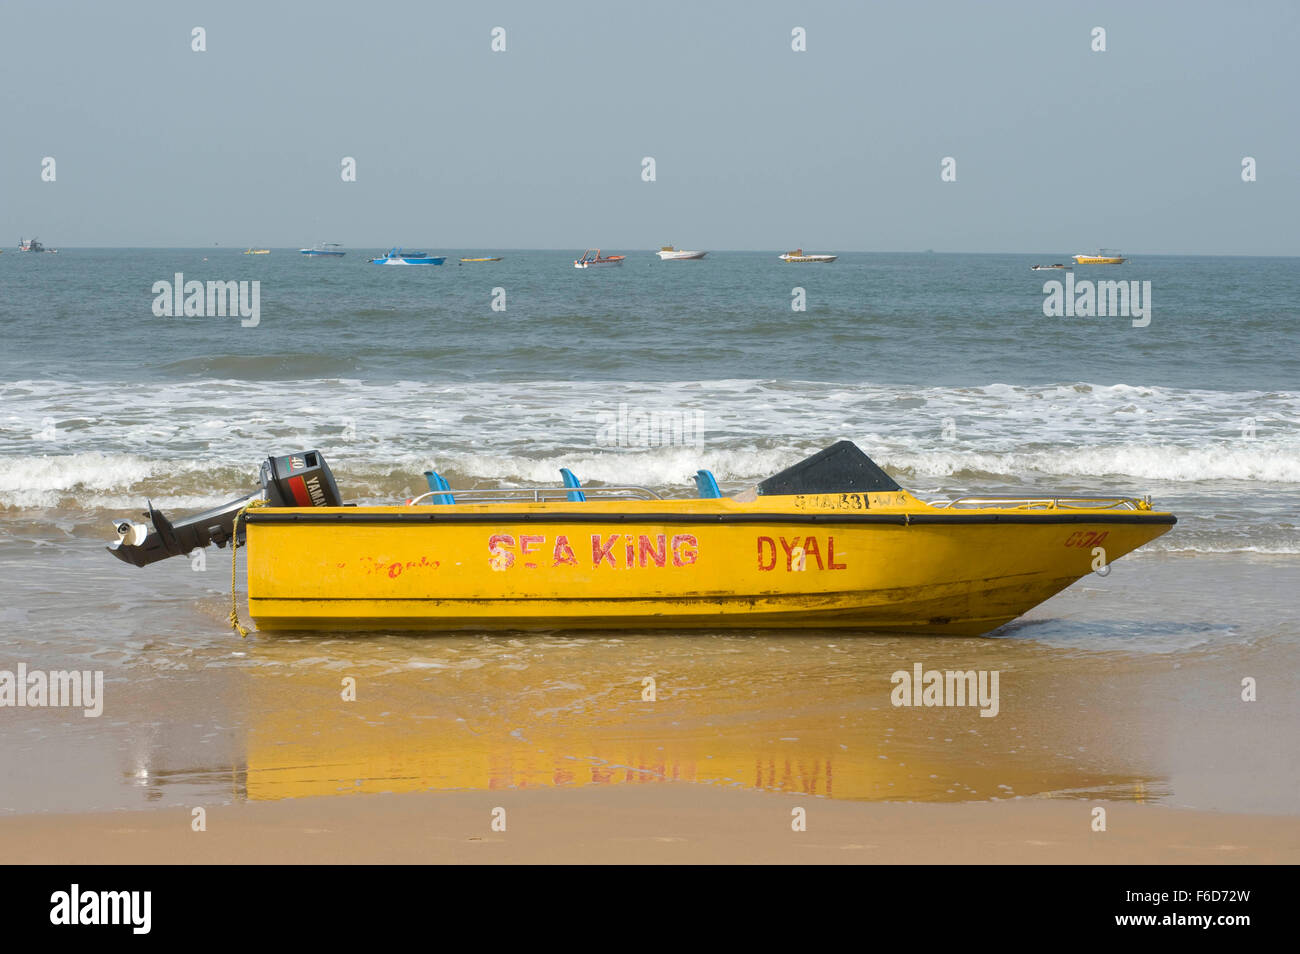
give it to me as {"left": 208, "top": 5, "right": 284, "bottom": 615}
{"left": 108, "top": 450, "right": 343, "bottom": 567}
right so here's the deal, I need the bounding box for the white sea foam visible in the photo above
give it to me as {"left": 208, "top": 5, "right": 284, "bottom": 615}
{"left": 2, "top": 378, "right": 1297, "bottom": 514}
{"left": 0, "top": 453, "right": 257, "bottom": 510}
{"left": 883, "top": 443, "right": 1300, "bottom": 483}
{"left": 1154, "top": 544, "right": 1300, "bottom": 555}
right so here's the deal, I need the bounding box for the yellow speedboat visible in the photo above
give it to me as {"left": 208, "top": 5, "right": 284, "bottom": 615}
{"left": 106, "top": 443, "right": 1175, "bottom": 636}
{"left": 1073, "top": 249, "right": 1126, "bottom": 264}
{"left": 243, "top": 247, "right": 270, "bottom": 255}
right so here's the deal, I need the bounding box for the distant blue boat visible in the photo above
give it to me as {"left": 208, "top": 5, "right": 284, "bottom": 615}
{"left": 300, "top": 243, "right": 346, "bottom": 257}
{"left": 370, "top": 247, "right": 445, "bottom": 265}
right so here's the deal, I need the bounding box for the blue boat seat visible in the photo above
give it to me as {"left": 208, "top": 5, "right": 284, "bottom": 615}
{"left": 559, "top": 467, "right": 586, "bottom": 502}
{"left": 422, "top": 470, "right": 455, "bottom": 505}
{"left": 695, "top": 469, "right": 721, "bottom": 498}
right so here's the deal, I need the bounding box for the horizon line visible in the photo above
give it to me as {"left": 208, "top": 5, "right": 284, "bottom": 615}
{"left": 7, "top": 247, "right": 1300, "bottom": 259}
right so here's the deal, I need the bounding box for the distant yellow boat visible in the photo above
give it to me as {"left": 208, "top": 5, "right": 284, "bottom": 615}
{"left": 1073, "top": 249, "right": 1126, "bottom": 264}
{"left": 107, "top": 442, "right": 1175, "bottom": 637}
{"left": 460, "top": 257, "right": 503, "bottom": 262}
{"left": 243, "top": 248, "right": 270, "bottom": 255}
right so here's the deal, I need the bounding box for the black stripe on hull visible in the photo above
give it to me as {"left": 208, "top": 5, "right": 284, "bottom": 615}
{"left": 247, "top": 511, "right": 1177, "bottom": 527}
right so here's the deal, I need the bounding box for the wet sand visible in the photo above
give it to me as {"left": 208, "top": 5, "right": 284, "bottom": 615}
{"left": 3, "top": 542, "right": 1297, "bottom": 869}
{"left": 5, "top": 785, "right": 1298, "bottom": 864}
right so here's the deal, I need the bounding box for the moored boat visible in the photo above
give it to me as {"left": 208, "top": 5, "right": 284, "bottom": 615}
{"left": 574, "top": 249, "right": 625, "bottom": 268}
{"left": 17, "top": 237, "right": 56, "bottom": 253}
{"left": 1073, "top": 249, "right": 1126, "bottom": 264}
{"left": 460, "top": 257, "right": 503, "bottom": 262}
{"left": 656, "top": 245, "right": 707, "bottom": 261}
{"left": 243, "top": 247, "right": 270, "bottom": 255}
{"left": 106, "top": 441, "right": 1175, "bottom": 636}
{"left": 370, "top": 247, "right": 446, "bottom": 265}
{"left": 299, "top": 243, "right": 346, "bottom": 257}
{"left": 779, "top": 249, "right": 837, "bottom": 263}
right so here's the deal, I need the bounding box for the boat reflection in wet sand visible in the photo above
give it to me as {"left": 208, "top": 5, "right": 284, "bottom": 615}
{"left": 106, "top": 441, "right": 1175, "bottom": 636}
{"left": 230, "top": 651, "right": 1164, "bottom": 803}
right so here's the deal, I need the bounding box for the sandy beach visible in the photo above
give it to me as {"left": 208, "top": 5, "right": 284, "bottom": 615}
{"left": 5, "top": 785, "right": 1298, "bottom": 865}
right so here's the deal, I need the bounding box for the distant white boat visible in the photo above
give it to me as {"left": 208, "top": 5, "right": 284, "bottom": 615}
{"left": 656, "top": 245, "right": 707, "bottom": 261}
{"left": 779, "top": 249, "right": 836, "bottom": 263}
{"left": 300, "top": 243, "right": 346, "bottom": 257}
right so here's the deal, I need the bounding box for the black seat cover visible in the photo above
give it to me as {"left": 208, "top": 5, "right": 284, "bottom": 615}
{"left": 757, "top": 441, "right": 901, "bottom": 496}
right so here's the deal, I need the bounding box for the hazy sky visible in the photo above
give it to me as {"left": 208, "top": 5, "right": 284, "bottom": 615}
{"left": 2, "top": 0, "right": 1296, "bottom": 253}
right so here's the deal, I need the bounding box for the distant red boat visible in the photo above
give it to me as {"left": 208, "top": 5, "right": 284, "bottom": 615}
{"left": 574, "top": 248, "right": 625, "bottom": 269}
{"left": 17, "top": 237, "right": 57, "bottom": 253}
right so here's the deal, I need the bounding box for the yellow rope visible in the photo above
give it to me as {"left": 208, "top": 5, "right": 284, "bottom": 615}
{"left": 228, "top": 497, "right": 269, "bottom": 638}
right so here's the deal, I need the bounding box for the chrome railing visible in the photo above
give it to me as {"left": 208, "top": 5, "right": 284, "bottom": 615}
{"left": 408, "top": 485, "right": 663, "bottom": 506}
{"left": 927, "top": 494, "right": 1149, "bottom": 511}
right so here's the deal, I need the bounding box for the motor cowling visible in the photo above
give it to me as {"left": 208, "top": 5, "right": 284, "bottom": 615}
{"left": 108, "top": 450, "right": 343, "bottom": 567}
{"left": 258, "top": 451, "right": 343, "bottom": 509}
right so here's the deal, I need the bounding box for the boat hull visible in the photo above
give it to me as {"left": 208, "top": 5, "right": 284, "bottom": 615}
{"left": 371, "top": 257, "right": 445, "bottom": 265}
{"left": 657, "top": 250, "right": 707, "bottom": 260}
{"left": 244, "top": 497, "right": 1174, "bottom": 634}
{"left": 1073, "top": 255, "right": 1125, "bottom": 264}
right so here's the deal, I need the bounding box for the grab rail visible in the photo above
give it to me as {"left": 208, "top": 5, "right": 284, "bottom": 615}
{"left": 407, "top": 485, "right": 663, "bottom": 506}
{"left": 927, "top": 494, "right": 1150, "bottom": 512}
